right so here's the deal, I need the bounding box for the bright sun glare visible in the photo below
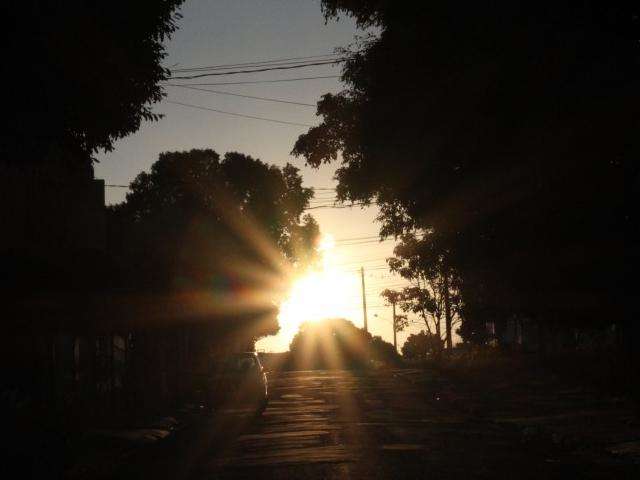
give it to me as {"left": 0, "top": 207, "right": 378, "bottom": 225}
{"left": 275, "top": 234, "right": 361, "bottom": 345}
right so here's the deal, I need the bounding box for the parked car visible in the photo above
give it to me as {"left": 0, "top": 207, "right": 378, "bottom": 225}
{"left": 207, "top": 352, "right": 268, "bottom": 414}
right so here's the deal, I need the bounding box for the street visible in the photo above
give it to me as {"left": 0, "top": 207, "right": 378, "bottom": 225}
{"left": 182, "top": 370, "right": 634, "bottom": 480}
{"left": 6, "top": 4, "right": 638, "bottom": 480}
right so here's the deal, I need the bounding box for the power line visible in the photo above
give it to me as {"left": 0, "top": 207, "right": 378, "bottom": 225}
{"left": 340, "top": 267, "right": 393, "bottom": 275}
{"left": 334, "top": 239, "right": 394, "bottom": 247}
{"left": 370, "top": 282, "right": 414, "bottom": 289}
{"left": 367, "top": 280, "right": 409, "bottom": 286}
{"left": 166, "top": 84, "right": 315, "bottom": 107}
{"left": 170, "top": 75, "right": 340, "bottom": 87}
{"left": 370, "top": 286, "right": 410, "bottom": 292}
{"left": 333, "top": 235, "right": 381, "bottom": 243}
{"left": 333, "top": 233, "right": 426, "bottom": 244}
{"left": 334, "top": 258, "right": 388, "bottom": 267}
{"left": 165, "top": 100, "right": 313, "bottom": 127}
{"left": 171, "top": 58, "right": 341, "bottom": 74}
{"left": 170, "top": 53, "right": 342, "bottom": 73}
{"left": 310, "top": 193, "right": 340, "bottom": 198}
{"left": 169, "top": 59, "right": 345, "bottom": 80}
{"left": 336, "top": 266, "right": 390, "bottom": 273}
{"left": 331, "top": 256, "right": 389, "bottom": 264}
{"left": 325, "top": 240, "right": 392, "bottom": 249}
{"left": 170, "top": 58, "right": 344, "bottom": 75}
{"left": 359, "top": 266, "right": 391, "bottom": 272}
{"left": 308, "top": 197, "right": 340, "bottom": 202}
{"left": 105, "top": 183, "right": 338, "bottom": 191}
{"left": 304, "top": 202, "right": 375, "bottom": 210}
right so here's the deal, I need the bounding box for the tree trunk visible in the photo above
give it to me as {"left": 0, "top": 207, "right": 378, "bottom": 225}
{"left": 417, "top": 277, "right": 432, "bottom": 335}
{"left": 421, "top": 312, "right": 432, "bottom": 334}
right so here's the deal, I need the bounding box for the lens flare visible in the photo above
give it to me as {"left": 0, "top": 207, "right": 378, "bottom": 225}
{"left": 318, "top": 234, "right": 335, "bottom": 252}
{"left": 257, "top": 233, "right": 362, "bottom": 352}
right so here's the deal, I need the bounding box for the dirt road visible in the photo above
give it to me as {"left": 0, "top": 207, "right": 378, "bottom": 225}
{"left": 190, "top": 369, "right": 635, "bottom": 479}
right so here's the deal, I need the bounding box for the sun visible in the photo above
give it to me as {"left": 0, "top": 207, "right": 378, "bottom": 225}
{"left": 256, "top": 233, "right": 363, "bottom": 352}
{"left": 317, "top": 233, "right": 335, "bottom": 252}
{"left": 272, "top": 234, "right": 361, "bottom": 346}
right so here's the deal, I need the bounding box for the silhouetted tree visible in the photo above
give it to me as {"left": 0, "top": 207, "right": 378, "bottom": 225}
{"left": 370, "top": 335, "right": 401, "bottom": 365}
{"left": 398, "top": 286, "right": 438, "bottom": 337}
{"left": 380, "top": 288, "right": 409, "bottom": 327}
{"left": 402, "top": 331, "right": 444, "bottom": 360}
{"left": 289, "top": 318, "right": 398, "bottom": 369}
{"left": 387, "top": 233, "right": 461, "bottom": 348}
{"left": 2, "top": 1, "right": 184, "bottom": 170}
{"left": 108, "top": 149, "right": 319, "bottom": 340}
{"left": 295, "top": 2, "right": 638, "bottom": 355}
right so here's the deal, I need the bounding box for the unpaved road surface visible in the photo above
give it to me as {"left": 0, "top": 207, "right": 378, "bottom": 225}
{"left": 189, "top": 370, "right": 636, "bottom": 479}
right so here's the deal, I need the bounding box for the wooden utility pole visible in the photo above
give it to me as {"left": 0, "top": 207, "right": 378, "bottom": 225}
{"left": 392, "top": 300, "right": 397, "bottom": 352}
{"left": 360, "top": 266, "right": 368, "bottom": 332}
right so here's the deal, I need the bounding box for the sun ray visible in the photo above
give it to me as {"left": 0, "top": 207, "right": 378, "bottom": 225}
{"left": 257, "top": 232, "right": 363, "bottom": 352}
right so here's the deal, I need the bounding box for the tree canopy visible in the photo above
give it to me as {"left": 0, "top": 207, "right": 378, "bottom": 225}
{"left": 386, "top": 232, "right": 461, "bottom": 347}
{"left": 295, "top": 1, "right": 638, "bottom": 343}
{"left": 401, "top": 331, "right": 443, "bottom": 360}
{"left": 289, "top": 318, "right": 399, "bottom": 369}
{"left": 2, "top": 1, "right": 184, "bottom": 170}
{"left": 108, "top": 149, "right": 319, "bottom": 339}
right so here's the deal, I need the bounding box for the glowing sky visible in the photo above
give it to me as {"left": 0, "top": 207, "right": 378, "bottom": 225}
{"left": 95, "top": 0, "right": 429, "bottom": 352}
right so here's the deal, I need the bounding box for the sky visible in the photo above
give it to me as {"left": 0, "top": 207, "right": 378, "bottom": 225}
{"left": 95, "top": 0, "right": 431, "bottom": 352}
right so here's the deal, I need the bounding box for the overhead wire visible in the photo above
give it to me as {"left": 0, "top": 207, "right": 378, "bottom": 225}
{"left": 304, "top": 202, "right": 375, "bottom": 210}
{"left": 165, "top": 100, "right": 313, "bottom": 127}
{"left": 333, "top": 235, "right": 381, "bottom": 243}
{"left": 104, "top": 52, "right": 413, "bottom": 315}
{"left": 170, "top": 58, "right": 342, "bottom": 74}
{"left": 170, "top": 52, "right": 342, "bottom": 73}
{"left": 170, "top": 75, "right": 340, "bottom": 86}
{"left": 332, "top": 258, "right": 389, "bottom": 267}
{"left": 308, "top": 197, "right": 341, "bottom": 203}
{"left": 165, "top": 84, "right": 316, "bottom": 107}
{"left": 334, "top": 239, "right": 394, "bottom": 246}
{"left": 169, "top": 59, "right": 345, "bottom": 80}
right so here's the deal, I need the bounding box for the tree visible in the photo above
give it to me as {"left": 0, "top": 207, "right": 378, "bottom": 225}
{"left": 2, "top": 1, "right": 184, "bottom": 170}
{"left": 289, "top": 318, "right": 371, "bottom": 369}
{"left": 387, "top": 232, "right": 461, "bottom": 349}
{"left": 294, "top": 2, "right": 637, "bottom": 351}
{"left": 398, "top": 286, "right": 440, "bottom": 339}
{"left": 402, "top": 331, "right": 443, "bottom": 360}
{"left": 370, "top": 335, "right": 401, "bottom": 365}
{"left": 288, "top": 318, "right": 398, "bottom": 369}
{"left": 108, "top": 148, "right": 319, "bottom": 341}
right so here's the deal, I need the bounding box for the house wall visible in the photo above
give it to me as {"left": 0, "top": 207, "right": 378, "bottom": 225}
{"left": 0, "top": 163, "right": 105, "bottom": 253}
{"left": 2, "top": 163, "right": 253, "bottom": 424}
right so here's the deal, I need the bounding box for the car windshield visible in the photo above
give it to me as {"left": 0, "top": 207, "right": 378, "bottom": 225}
{"left": 222, "top": 355, "right": 258, "bottom": 373}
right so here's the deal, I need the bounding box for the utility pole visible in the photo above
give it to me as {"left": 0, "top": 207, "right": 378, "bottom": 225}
{"left": 392, "top": 300, "right": 397, "bottom": 352}
{"left": 360, "top": 266, "right": 368, "bottom": 332}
